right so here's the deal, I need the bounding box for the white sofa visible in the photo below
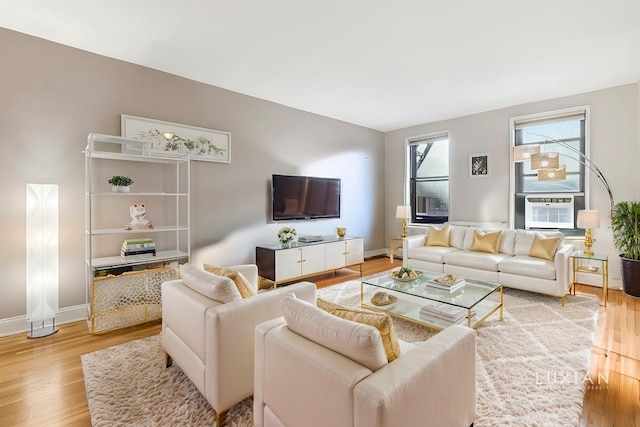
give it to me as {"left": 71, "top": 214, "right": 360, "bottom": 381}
{"left": 254, "top": 297, "right": 477, "bottom": 427}
{"left": 162, "top": 264, "right": 317, "bottom": 426}
{"left": 403, "top": 225, "right": 573, "bottom": 303}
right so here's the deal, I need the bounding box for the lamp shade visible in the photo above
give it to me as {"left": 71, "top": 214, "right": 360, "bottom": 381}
{"left": 577, "top": 210, "right": 600, "bottom": 229}
{"left": 513, "top": 144, "right": 540, "bottom": 162}
{"left": 537, "top": 165, "right": 566, "bottom": 181}
{"left": 395, "top": 205, "right": 409, "bottom": 219}
{"left": 531, "top": 152, "right": 560, "bottom": 169}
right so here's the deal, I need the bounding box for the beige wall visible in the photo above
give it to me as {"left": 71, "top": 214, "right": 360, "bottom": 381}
{"left": 0, "top": 28, "right": 384, "bottom": 326}
{"left": 385, "top": 83, "right": 640, "bottom": 289}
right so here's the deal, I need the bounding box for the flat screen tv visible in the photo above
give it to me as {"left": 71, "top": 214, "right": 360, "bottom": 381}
{"left": 272, "top": 174, "right": 341, "bottom": 221}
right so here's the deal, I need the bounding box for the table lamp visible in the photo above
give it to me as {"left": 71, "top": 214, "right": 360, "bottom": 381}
{"left": 396, "top": 205, "right": 409, "bottom": 238}
{"left": 577, "top": 209, "right": 600, "bottom": 257}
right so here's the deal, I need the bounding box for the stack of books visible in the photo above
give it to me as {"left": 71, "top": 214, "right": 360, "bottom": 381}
{"left": 121, "top": 238, "right": 156, "bottom": 259}
{"left": 427, "top": 275, "right": 466, "bottom": 292}
{"left": 419, "top": 300, "right": 468, "bottom": 323}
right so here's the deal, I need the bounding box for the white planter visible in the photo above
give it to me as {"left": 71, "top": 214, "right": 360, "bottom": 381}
{"left": 112, "top": 185, "right": 130, "bottom": 193}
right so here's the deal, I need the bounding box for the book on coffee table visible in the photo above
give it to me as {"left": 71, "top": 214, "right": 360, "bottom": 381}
{"left": 427, "top": 275, "right": 466, "bottom": 292}
{"left": 420, "top": 300, "right": 468, "bottom": 322}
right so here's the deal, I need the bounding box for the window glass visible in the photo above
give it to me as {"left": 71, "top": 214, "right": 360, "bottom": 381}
{"left": 513, "top": 111, "right": 586, "bottom": 231}
{"left": 408, "top": 135, "right": 449, "bottom": 224}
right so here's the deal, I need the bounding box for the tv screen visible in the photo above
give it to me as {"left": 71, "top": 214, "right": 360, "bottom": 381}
{"left": 272, "top": 174, "right": 341, "bottom": 221}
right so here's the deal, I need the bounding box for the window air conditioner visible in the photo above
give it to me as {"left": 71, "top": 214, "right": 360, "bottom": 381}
{"left": 524, "top": 194, "right": 574, "bottom": 229}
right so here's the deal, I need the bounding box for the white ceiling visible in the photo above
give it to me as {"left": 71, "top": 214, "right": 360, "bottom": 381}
{"left": 1, "top": 1, "right": 639, "bottom": 132}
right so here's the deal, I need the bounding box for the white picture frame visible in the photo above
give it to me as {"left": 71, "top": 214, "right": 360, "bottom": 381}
{"left": 469, "top": 152, "right": 490, "bottom": 178}
{"left": 121, "top": 114, "right": 231, "bottom": 163}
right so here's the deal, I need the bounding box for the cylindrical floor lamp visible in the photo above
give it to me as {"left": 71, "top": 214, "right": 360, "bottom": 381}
{"left": 26, "top": 183, "right": 59, "bottom": 338}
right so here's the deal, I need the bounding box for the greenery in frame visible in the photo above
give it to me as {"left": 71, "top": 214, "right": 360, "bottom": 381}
{"left": 611, "top": 201, "right": 640, "bottom": 260}
{"left": 137, "top": 129, "right": 226, "bottom": 156}
{"left": 108, "top": 175, "right": 134, "bottom": 187}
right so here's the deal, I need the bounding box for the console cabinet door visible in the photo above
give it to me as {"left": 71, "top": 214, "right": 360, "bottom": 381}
{"left": 325, "top": 241, "right": 347, "bottom": 270}
{"left": 275, "top": 248, "right": 302, "bottom": 282}
{"left": 300, "top": 244, "right": 326, "bottom": 276}
{"left": 345, "top": 238, "right": 364, "bottom": 266}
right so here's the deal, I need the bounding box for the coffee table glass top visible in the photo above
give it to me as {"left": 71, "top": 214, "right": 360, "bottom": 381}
{"left": 363, "top": 272, "right": 500, "bottom": 310}
{"left": 361, "top": 271, "right": 503, "bottom": 330}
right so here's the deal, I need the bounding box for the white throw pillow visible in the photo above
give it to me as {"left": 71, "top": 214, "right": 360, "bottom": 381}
{"left": 449, "top": 225, "right": 467, "bottom": 250}
{"left": 179, "top": 263, "right": 242, "bottom": 303}
{"left": 281, "top": 296, "right": 388, "bottom": 372}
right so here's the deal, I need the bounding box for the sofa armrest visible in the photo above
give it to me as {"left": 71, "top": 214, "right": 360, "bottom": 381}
{"left": 554, "top": 243, "right": 574, "bottom": 294}
{"left": 204, "top": 281, "right": 317, "bottom": 413}
{"left": 403, "top": 234, "right": 427, "bottom": 264}
{"left": 354, "top": 325, "right": 476, "bottom": 427}
{"left": 227, "top": 264, "right": 259, "bottom": 293}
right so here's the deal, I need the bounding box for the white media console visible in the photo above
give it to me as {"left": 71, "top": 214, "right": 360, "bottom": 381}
{"left": 255, "top": 236, "right": 364, "bottom": 286}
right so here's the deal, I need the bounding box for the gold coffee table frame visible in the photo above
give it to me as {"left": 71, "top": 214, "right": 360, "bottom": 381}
{"left": 361, "top": 272, "right": 503, "bottom": 331}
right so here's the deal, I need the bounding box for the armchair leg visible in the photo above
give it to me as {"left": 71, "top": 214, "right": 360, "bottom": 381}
{"left": 165, "top": 351, "right": 173, "bottom": 368}
{"left": 215, "top": 410, "right": 228, "bottom": 426}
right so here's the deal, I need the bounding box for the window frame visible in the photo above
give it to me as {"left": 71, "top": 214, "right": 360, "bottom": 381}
{"left": 405, "top": 132, "right": 450, "bottom": 225}
{"left": 509, "top": 106, "right": 591, "bottom": 232}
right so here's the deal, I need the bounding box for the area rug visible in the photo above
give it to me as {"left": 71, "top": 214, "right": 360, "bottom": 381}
{"left": 82, "top": 277, "right": 598, "bottom": 426}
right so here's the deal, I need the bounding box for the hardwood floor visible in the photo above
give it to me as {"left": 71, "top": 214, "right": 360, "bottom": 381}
{"left": 0, "top": 256, "right": 637, "bottom": 426}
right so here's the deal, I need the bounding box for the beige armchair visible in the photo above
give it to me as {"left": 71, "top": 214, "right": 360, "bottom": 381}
{"left": 254, "top": 296, "right": 477, "bottom": 427}
{"left": 162, "top": 264, "right": 316, "bottom": 426}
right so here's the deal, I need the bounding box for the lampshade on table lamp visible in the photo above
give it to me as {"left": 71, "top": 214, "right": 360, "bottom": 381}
{"left": 396, "top": 205, "right": 409, "bottom": 238}
{"left": 577, "top": 209, "right": 600, "bottom": 257}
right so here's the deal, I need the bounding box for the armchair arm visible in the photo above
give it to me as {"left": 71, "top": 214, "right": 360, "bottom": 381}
{"left": 205, "top": 281, "right": 317, "bottom": 413}
{"left": 354, "top": 325, "right": 476, "bottom": 427}
{"left": 227, "top": 264, "right": 259, "bottom": 293}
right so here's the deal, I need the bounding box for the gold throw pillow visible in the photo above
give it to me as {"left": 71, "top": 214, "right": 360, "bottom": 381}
{"left": 528, "top": 233, "right": 561, "bottom": 261}
{"left": 203, "top": 264, "right": 257, "bottom": 298}
{"left": 317, "top": 298, "right": 401, "bottom": 363}
{"left": 470, "top": 229, "right": 502, "bottom": 254}
{"left": 426, "top": 225, "right": 450, "bottom": 247}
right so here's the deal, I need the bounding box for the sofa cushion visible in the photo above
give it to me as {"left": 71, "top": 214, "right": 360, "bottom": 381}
{"left": 498, "top": 256, "right": 557, "bottom": 280}
{"left": 317, "top": 298, "right": 401, "bottom": 363}
{"left": 203, "top": 264, "right": 257, "bottom": 298}
{"left": 281, "top": 296, "right": 388, "bottom": 372}
{"left": 514, "top": 229, "right": 564, "bottom": 256}
{"left": 408, "top": 245, "right": 460, "bottom": 264}
{"left": 444, "top": 250, "right": 511, "bottom": 272}
{"left": 449, "top": 225, "right": 467, "bottom": 249}
{"left": 469, "top": 229, "right": 502, "bottom": 254}
{"left": 179, "top": 263, "right": 242, "bottom": 303}
{"left": 426, "top": 225, "right": 450, "bottom": 247}
{"left": 528, "top": 234, "right": 562, "bottom": 261}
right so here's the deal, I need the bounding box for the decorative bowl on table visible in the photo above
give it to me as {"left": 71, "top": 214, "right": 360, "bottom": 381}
{"left": 389, "top": 267, "right": 422, "bottom": 282}
{"left": 370, "top": 291, "right": 398, "bottom": 306}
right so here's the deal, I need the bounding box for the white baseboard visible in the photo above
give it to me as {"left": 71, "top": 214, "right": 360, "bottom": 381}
{"left": 365, "top": 249, "right": 387, "bottom": 259}
{"left": 0, "top": 304, "right": 88, "bottom": 338}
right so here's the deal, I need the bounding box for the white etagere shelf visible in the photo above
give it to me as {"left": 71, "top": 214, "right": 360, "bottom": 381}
{"left": 84, "top": 133, "right": 191, "bottom": 333}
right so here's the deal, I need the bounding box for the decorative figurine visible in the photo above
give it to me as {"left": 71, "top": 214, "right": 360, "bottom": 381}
{"left": 127, "top": 203, "right": 154, "bottom": 230}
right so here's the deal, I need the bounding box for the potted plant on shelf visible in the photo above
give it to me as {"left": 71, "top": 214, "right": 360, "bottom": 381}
{"left": 611, "top": 201, "right": 640, "bottom": 298}
{"left": 108, "top": 175, "right": 134, "bottom": 193}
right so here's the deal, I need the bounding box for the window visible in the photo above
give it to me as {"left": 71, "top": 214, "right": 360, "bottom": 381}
{"left": 512, "top": 109, "right": 588, "bottom": 232}
{"left": 407, "top": 133, "right": 449, "bottom": 224}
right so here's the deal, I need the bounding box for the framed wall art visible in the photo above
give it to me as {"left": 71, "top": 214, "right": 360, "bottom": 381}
{"left": 121, "top": 114, "right": 231, "bottom": 163}
{"left": 469, "top": 152, "right": 490, "bottom": 178}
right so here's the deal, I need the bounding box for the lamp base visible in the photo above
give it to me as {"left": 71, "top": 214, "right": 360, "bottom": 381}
{"left": 27, "top": 320, "right": 59, "bottom": 339}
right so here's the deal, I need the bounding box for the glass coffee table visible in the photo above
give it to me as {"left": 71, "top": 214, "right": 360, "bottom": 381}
{"left": 361, "top": 271, "right": 503, "bottom": 330}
